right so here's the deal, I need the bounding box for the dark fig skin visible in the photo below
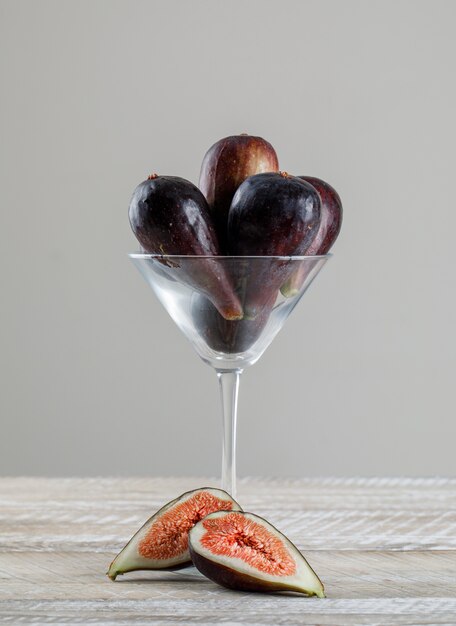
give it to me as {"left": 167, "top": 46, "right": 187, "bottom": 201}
{"left": 129, "top": 175, "right": 242, "bottom": 320}
{"left": 280, "top": 176, "right": 342, "bottom": 297}
{"left": 299, "top": 177, "right": 342, "bottom": 256}
{"left": 227, "top": 172, "right": 321, "bottom": 317}
{"left": 190, "top": 547, "right": 316, "bottom": 595}
{"left": 188, "top": 511, "right": 325, "bottom": 596}
{"left": 192, "top": 292, "right": 275, "bottom": 354}
{"left": 130, "top": 175, "right": 219, "bottom": 256}
{"left": 199, "top": 135, "right": 279, "bottom": 252}
{"left": 228, "top": 172, "right": 321, "bottom": 256}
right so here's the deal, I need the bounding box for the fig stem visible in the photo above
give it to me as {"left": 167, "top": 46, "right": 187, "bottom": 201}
{"left": 216, "top": 369, "right": 242, "bottom": 500}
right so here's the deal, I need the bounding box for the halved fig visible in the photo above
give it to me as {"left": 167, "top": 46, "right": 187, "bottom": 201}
{"left": 108, "top": 488, "right": 242, "bottom": 580}
{"left": 189, "top": 511, "right": 325, "bottom": 597}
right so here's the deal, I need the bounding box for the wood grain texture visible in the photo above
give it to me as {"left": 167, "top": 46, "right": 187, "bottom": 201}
{"left": 0, "top": 477, "right": 455, "bottom": 624}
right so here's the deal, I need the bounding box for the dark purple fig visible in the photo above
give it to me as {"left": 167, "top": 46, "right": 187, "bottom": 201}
{"left": 300, "top": 176, "right": 342, "bottom": 255}
{"left": 281, "top": 176, "right": 342, "bottom": 297}
{"left": 228, "top": 172, "right": 321, "bottom": 256}
{"left": 227, "top": 172, "right": 321, "bottom": 317}
{"left": 189, "top": 510, "right": 325, "bottom": 596}
{"left": 107, "top": 488, "right": 242, "bottom": 580}
{"left": 129, "top": 175, "right": 242, "bottom": 320}
{"left": 192, "top": 292, "right": 275, "bottom": 354}
{"left": 130, "top": 175, "right": 216, "bottom": 255}
{"left": 199, "top": 135, "right": 279, "bottom": 251}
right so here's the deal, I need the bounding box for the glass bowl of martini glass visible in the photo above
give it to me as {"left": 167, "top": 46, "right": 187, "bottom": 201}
{"left": 130, "top": 252, "right": 330, "bottom": 499}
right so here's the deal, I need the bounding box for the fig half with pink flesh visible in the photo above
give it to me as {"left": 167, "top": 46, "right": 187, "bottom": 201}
{"left": 188, "top": 510, "right": 325, "bottom": 597}
{"left": 107, "top": 488, "right": 242, "bottom": 580}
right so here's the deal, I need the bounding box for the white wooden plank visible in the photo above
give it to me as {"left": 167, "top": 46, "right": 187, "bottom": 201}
{"left": 0, "top": 550, "right": 455, "bottom": 599}
{"left": 0, "top": 477, "right": 455, "bottom": 625}
{"left": 1, "top": 597, "right": 456, "bottom": 625}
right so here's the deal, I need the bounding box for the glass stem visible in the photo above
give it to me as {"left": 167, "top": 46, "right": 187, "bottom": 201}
{"left": 216, "top": 368, "right": 242, "bottom": 500}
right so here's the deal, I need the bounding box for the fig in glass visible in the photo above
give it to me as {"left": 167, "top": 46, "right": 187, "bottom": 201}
{"left": 227, "top": 172, "right": 321, "bottom": 317}
{"left": 129, "top": 175, "right": 242, "bottom": 320}
{"left": 192, "top": 291, "right": 276, "bottom": 354}
{"left": 199, "top": 134, "right": 279, "bottom": 251}
{"left": 281, "top": 176, "right": 343, "bottom": 297}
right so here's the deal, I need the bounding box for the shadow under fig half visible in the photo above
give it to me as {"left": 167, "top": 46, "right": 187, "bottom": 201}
{"left": 112, "top": 566, "right": 207, "bottom": 584}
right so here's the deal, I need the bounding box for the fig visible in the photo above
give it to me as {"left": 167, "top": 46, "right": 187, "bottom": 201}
{"left": 199, "top": 134, "right": 279, "bottom": 251}
{"left": 107, "top": 488, "right": 242, "bottom": 580}
{"left": 227, "top": 172, "right": 321, "bottom": 317}
{"left": 189, "top": 511, "right": 325, "bottom": 597}
{"left": 228, "top": 172, "right": 320, "bottom": 256}
{"left": 281, "top": 176, "right": 343, "bottom": 297}
{"left": 129, "top": 175, "right": 243, "bottom": 320}
{"left": 192, "top": 291, "right": 275, "bottom": 354}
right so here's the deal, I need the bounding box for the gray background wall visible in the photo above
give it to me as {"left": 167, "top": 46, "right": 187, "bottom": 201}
{"left": 1, "top": 0, "right": 455, "bottom": 478}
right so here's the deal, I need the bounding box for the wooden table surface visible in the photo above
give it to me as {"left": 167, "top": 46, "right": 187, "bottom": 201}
{"left": 0, "top": 477, "right": 455, "bottom": 625}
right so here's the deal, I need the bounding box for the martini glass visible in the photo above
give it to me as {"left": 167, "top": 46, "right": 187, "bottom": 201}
{"left": 129, "top": 254, "right": 330, "bottom": 499}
